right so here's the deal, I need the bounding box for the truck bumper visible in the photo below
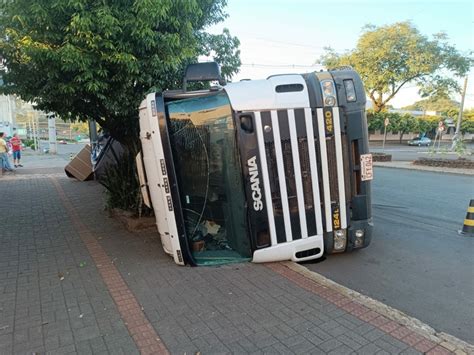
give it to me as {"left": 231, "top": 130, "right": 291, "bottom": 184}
{"left": 324, "top": 218, "right": 373, "bottom": 254}
{"left": 252, "top": 235, "right": 324, "bottom": 263}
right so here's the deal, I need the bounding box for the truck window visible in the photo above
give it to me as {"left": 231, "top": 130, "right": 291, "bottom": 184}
{"left": 167, "top": 92, "right": 251, "bottom": 265}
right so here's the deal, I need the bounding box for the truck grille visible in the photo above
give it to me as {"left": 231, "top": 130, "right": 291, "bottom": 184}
{"left": 326, "top": 139, "right": 339, "bottom": 201}
{"left": 254, "top": 107, "right": 349, "bottom": 245}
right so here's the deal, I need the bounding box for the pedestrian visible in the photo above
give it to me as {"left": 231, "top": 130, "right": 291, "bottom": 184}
{"left": 10, "top": 133, "right": 23, "bottom": 167}
{"left": 0, "top": 132, "right": 14, "bottom": 173}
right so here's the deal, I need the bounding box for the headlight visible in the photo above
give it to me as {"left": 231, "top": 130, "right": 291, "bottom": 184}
{"left": 343, "top": 79, "right": 357, "bottom": 102}
{"left": 334, "top": 229, "right": 346, "bottom": 251}
{"left": 354, "top": 229, "right": 364, "bottom": 248}
{"left": 320, "top": 80, "right": 338, "bottom": 107}
{"left": 324, "top": 96, "right": 336, "bottom": 106}
{"left": 322, "top": 80, "right": 335, "bottom": 96}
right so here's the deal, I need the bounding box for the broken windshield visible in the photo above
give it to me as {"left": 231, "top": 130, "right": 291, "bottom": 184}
{"left": 166, "top": 91, "right": 251, "bottom": 265}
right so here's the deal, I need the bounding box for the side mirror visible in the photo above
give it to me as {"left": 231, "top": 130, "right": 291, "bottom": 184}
{"left": 183, "top": 62, "right": 226, "bottom": 90}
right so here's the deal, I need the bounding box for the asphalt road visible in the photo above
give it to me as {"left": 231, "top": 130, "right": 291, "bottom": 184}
{"left": 370, "top": 143, "right": 474, "bottom": 161}
{"left": 15, "top": 141, "right": 87, "bottom": 171}
{"left": 305, "top": 167, "right": 474, "bottom": 343}
{"left": 38, "top": 140, "right": 87, "bottom": 156}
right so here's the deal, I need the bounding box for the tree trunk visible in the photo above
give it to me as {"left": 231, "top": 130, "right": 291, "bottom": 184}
{"left": 371, "top": 98, "right": 385, "bottom": 113}
{"left": 399, "top": 132, "right": 404, "bottom": 144}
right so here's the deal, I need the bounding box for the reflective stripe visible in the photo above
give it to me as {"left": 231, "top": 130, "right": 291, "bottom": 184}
{"left": 316, "top": 108, "right": 332, "bottom": 232}
{"left": 254, "top": 111, "right": 277, "bottom": 246}
{"left": 332, "top": 107, "right": 347, "bottom": 229}
{"left": 271, "top": 110, "right": 293, "bottom": 242}
{"left": 304, "top": 108, "right": 323, "bottom": 236}
{"left": 468, "top": 207, "right": 474, "bottom": 213}
{"left": 288, "top": 109, "right": 308, "bottom": 238}
{"left": 464, "top": 219, "right": 474, "bottom": 226}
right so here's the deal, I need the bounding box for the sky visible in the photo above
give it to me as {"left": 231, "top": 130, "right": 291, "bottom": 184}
{"left": 207, "top": 0, "right": 474, "bottom": 108}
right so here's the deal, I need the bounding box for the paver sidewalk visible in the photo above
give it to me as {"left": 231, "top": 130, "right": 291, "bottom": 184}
{"left": 1, "top": 175, "right": 471, "bottom": 354}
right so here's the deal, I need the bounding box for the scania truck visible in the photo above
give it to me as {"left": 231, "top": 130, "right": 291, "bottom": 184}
{"left": 137, "top": 63, "right": 373, "bottom": 266}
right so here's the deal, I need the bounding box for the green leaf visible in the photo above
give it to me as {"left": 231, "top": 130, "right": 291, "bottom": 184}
{"left": 318, "top": 22, "right": 472, "bottom": 112}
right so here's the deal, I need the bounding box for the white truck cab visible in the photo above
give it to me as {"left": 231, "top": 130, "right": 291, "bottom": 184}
{"left": 137, "top": 63, "right": 373, "bottom": 266}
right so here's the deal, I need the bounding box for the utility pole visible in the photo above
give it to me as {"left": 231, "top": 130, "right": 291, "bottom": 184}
{"left": 36, "top": 113, "right": 41, "bottom": 150}
{"left": 47, "top": 112, "right": 57, "bottom": 154}
{"left": 32, "top": 114, "right": 38, "bottom": 151}
{"left": 452, "top": 76, "right": 468, "bottom": 149}
{"left": 27, "top": 116, "right": 32, "bottom": 140}
{"left": 88, "top": 119, "right": 98, "bottom": 150}
{"left": 382, "top": 117, "right": 389, "bottom": 152}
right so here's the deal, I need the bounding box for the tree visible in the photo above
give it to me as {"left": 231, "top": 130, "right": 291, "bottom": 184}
{"left": 416, "top": 115, "right": 439, "bottom": 136}
{"left": 0, "top": 0, "right": 241, "bottom": 215}
{"left": 0, "top": 0, "right": 241, "bottom": 152}
{"left": 460, "top": 109, "right": 474, "bottom": 134}
{"left": 319, "top": 22, "right": 471, "bottom": 112}
{"left": 402, "top": 97, "right": 459, "bottom": 115}
{"left": 366, "top": 110, "right": 385, "bottom": 133}
{"left": 70, "top": 121, "right": 90, "bottom": 137}
{"left": 200, "top": 28, "right": 241, "bottom": 81}
{"left": 385, "top": 113, "right": 418, "bottom": 143}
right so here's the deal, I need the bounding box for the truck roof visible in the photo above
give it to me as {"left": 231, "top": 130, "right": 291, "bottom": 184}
{"left": 163, "top": 73, "right": 312, "bottom": 112}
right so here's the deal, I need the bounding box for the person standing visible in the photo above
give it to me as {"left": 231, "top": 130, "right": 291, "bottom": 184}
{"left": 10, "top": 133, "right": 23, "bottom": 167}
{"left": 0, "top": 132, "right": 14, "bottom": 172}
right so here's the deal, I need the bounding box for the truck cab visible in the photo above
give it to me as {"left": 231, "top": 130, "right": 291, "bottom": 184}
{"left": 137, "top": 63, "right": 373, "bottom": 266}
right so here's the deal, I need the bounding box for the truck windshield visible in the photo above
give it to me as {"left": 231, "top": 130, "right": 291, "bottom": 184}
{"left": 166, "top": 92, "right": 251, "bottom": 265}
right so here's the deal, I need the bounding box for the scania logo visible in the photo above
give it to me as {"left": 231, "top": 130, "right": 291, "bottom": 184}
{"left": 248, "top": 156, "right": 263, "bottom": 211}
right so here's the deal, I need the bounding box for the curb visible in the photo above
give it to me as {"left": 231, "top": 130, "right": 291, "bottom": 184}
{"left": 374, "top": 162, "right": 474, "bottom": 176}
{"left": 279, "top": 261, "right": 474, "bottom": 355}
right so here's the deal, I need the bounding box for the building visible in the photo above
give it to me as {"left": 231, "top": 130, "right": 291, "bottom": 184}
{"left": 0, "top": 94, "right": 16, "bottom": 136}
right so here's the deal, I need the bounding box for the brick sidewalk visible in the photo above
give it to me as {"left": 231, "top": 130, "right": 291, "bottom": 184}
{"left": 0, "top": 175, "right": 470, "bottom": 354}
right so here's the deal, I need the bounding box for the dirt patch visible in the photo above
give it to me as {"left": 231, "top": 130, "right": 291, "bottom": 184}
{"left": 413, "top": 158, "right": 474, "bottom": 169}
{"left": 110, "top": 208, "right": 156, "bottom": 232}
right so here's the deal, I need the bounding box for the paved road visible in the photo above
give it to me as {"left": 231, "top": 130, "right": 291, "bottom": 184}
{"left": 38, "top": 140, "right": 87, "bottom": 156}
{"left": 369, "top": 143, "right": 474, "bottom": 161}
{"left": 12, "top": 142, "right": 86, "bottom": 172}
{"left": 305, "top": 167, "right": 474, "bottom": 343}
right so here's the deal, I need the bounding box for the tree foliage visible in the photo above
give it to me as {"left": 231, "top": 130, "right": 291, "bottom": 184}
{"left": 461, "top": 110, "right": 474, "bottom": 134}
{"left": 402, "top": 97, "right": 460, "bottom": 115}
{"left": 367, "top": 110, "right": 440, "bottom": 142}
{"left": 319, "top": 22, "right": 471, "bottom": 112}
{"left": 368, "top": 110, "right": 474, "bottom": 138}
{"left": 70, "top": 121, "right": 90, "bottom": 136}
{"left": 200, "top": 28, "right": 241, "bottom": 81}
{"left": 0, "top": 0, "right": 241, "bottom": 150}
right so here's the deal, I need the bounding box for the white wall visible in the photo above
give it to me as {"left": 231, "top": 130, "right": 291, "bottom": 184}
{"left": 0, "top": 95, "right": 16, "bottom": 135}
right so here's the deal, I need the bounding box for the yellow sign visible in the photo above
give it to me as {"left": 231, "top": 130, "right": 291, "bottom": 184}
{"left": 324, "top": 109, "right": 333, "bottom": 134}
{"left": 333, "top": 206, "right": 341, "bottom": 229}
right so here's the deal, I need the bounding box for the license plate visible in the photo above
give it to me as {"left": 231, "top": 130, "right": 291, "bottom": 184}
{"left": 360, "top": 154, "right": 373, "bottom": 181}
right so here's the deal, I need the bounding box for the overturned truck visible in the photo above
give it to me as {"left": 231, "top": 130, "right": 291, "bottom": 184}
{"left": 137, "top": 63, "right": 373, "bottom": 266}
